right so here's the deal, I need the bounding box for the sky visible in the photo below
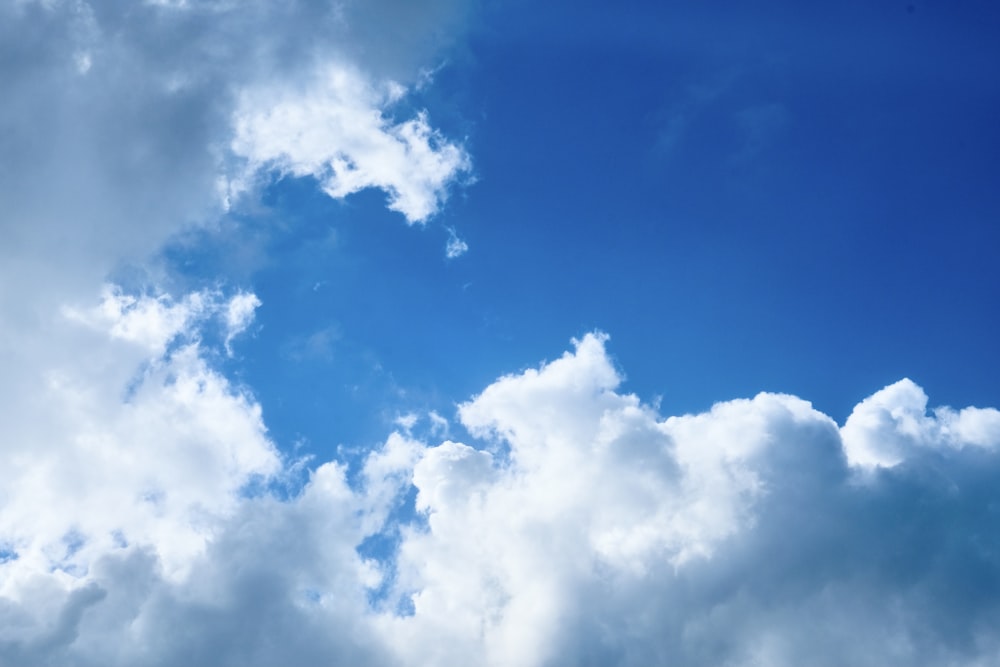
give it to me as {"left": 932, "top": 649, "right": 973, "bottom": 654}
{"left": 2, "top": 0, "right": 1000, "bottom": 665}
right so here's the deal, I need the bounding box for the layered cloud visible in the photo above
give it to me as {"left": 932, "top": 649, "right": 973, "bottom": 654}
{"left": 4, "top": 328, "right": 1000, "bottom": 665}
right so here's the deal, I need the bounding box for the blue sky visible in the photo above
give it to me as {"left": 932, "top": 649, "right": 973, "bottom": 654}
{"left": 2, "top": 1, "right": 1000, "bottom": 665}
{"left": 180, "top": 0, "right": 1000, "bottom": 454}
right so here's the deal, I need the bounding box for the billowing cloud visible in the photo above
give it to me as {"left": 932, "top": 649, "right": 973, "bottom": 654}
{"left": 842, "top": 378, "right": 1000, "bottom": 467}
{"left": 1, "top": 288, "right": 278, "bottom": 584}
{"left": 381, "top": 335, "right": 1000, "bottom": 667}
{"left": 4, "top": 332, "right": 1000, "bottom": 665}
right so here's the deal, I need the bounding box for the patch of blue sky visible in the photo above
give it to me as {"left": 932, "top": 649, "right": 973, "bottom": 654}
{"left": 159, "top": 0, "right": 1000, "bottom": 475}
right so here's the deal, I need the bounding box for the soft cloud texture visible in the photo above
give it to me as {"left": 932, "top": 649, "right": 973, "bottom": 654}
{"left": 4, "top": 333, "right": 1000, "bottom": 665}
{"left": 1, "top": 288, "right": 278, "bottom": 583}
{"left": 842, "top": 378, "right": 1000, "bottom": 467}
{"left": 0, "top": 1, "right": 473, "bottom": 663}
{"left": 231, "top": 66, "right": 471, "bottom": 223}
{"left": 384, "top": 335, "right": 1000, "bottom": 667}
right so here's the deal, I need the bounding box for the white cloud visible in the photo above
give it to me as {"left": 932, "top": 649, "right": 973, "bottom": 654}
{"left": 0, "top": 284, "right": 279, "bottom": 618}
{"left": 4, "top": 1, "right": 1000, "bottom": 665}
{"left": 0, "top": 1, "right": 474, "bottom": 660}
{"left": 4, "top": 332, "right": 1000, "bottom": 664}
{"left": 231, "top": 65, "right": 471, "bottom": 224}
{"left": 63, "top": 287, "right": 207, "bottom": 356}
{"left": 379, "top": 335, "right": 1000, "bottom": 667}
{"left": 0, "top": 0, "right": 472, "bottom": 292}
{"left": 842, "top": 378, "right": 1000, "bottom": 467}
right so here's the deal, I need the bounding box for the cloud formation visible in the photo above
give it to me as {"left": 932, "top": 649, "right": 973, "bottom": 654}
{"left": 4, "top": 330, "right": 1000, "bottom": 665}
{"left": 0, "top": 0, "right": 470, "bottom": 287}
{"left": 0, "top": 2, "right": 472, "bottom": 662}
{"left": 231, "top": 66, "right": 471, "bottom": 223}
{"left": 4, "top": 2, "right": 1000, "bottom": 666}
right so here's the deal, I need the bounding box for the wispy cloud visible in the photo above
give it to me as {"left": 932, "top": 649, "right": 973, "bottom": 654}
{"left": 445, "top": 227, "right": 470, "bottom": 258}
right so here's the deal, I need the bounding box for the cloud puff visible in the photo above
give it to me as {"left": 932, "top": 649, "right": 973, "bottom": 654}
{"left": 4, "top": 332, "right": 1000, "bottom": 665}
{"left": 231, "top": 66, "right": 471, "bottom": 224}
{"left": 382, "top": 334, "right": 1000, "bottom": 667}
{"left": 0, "top": 287, "right": 278, "bottom": 591}
{"left": 842, "top": 378, "right": 1000, "bottom": 467}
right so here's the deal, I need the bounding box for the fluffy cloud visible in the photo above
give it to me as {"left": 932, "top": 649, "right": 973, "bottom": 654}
{"left": 4, "top": 331, "right": 1000, "bottom": 665}
{"left": 842, "top": 378, "right": 1000, "bottom": 467}
{"left": 0, "top": 1, "right": 472, "bottom": 656}
{"left": 231, "top": 66, "right": 471, "bottom": 223}
{"left": 380, "top": 334, "right": 1000, "bottom": 667}
{"left": 0, "top": 3, "right": 470, "bottom": 652}
{"left": 0, "top": 0, "right": 470, "bottom": 291}
{"left": 0, "top": 288, "right": 278, "bottom": 581}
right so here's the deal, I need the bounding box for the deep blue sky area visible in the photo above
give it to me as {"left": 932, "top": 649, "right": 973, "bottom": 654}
{"left": 186, "top": 0, "right": 1000, "bottom": 457}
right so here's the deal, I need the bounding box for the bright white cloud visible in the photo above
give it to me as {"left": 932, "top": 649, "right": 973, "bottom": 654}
{"left": 4, "top": 332, "right": 1000, "bottom": 665}
{"left": 842, "top": 378, "right": 1000, "bottom": 467}
{"left": 0, "top": 285, "right": 278, "bottom": 607}
{"left": 382, "top": 335, "right": 1000, "bottom": 667}
{"left": 0, "top": 0, "right": 471, "bottom": 289}
{"left": 231, "top": 66, "right": 471, "bottom": 224}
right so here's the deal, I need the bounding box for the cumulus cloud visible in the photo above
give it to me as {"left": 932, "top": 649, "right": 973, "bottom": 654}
{"left": 1, "top": 286, "right": 277, "bottom": 584}
{"left": 842, "top": 378, "right": 1000, "bottom": 467}
{"left": 4, "top": 332, "right": 1000, "bottom": 665}
{"left": 383, "top": 335, "right": 1000, "bottom": 667}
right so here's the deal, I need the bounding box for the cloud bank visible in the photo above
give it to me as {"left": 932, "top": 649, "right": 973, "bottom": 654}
{"left": 4, "top": 325, "right": 1000, "bottom": 666}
